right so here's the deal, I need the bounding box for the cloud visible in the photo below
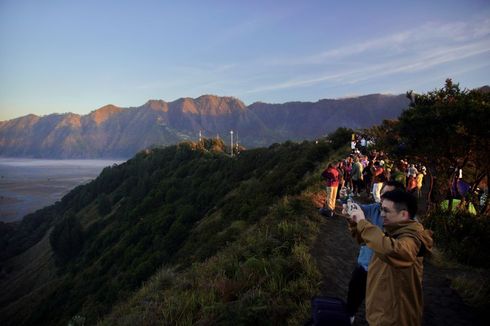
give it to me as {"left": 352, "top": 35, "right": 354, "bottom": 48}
{"left": 267, "top": 17, "right": 490, "bottom": 66}
{"left": 246, "top": 17, "right": 490, "bottom": 94}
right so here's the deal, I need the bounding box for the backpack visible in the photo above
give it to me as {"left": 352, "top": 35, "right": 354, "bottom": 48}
{"left": 307, "top": 296, "right": 351, "bottom": 326}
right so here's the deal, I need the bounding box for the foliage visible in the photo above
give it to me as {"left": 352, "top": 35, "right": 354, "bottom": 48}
{"left": 99, "top": 196, "right": 322, "bottom": 326}
{"left": 326, "top": 127, "right": 354, "bottom": 150}
{"left": 365, "top": 80, "right": 490, "bottom": 207}
{"left": 365, "top": 119, "right": 401, "bottom": 155}
{"left": 0, "top": 205, "right": 59, "bottom": 261}
{"left": 50, "top": 215, "right": 84, "bottom": 264}
{"left": 422, "top": 209, "right": 490, "bottom": 268}
{"left": 3, "top": 138, "right": 333, "bottom": 326}
{"left": 451, "top": 271, "right": 490, "bottom": 325}
{"left": 400, "top": 80, "right": 489, "bottom": 191}
{"left": 97, "top": 194, "right": 112, "bottom": 216}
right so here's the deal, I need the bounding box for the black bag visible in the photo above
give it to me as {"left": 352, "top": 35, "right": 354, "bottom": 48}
{"left": 319, "top": 207, "right": 334, "bottom": 218}
{"left": 310, "top": 296, "right": 351, "bottom": 326}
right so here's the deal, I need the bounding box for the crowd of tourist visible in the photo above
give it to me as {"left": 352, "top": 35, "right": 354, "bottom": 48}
{"left": 320, "top": 145, "right": 427, "bottom": 218}
{"left": 318, "top": 136, "right": 433, "bottom": 326}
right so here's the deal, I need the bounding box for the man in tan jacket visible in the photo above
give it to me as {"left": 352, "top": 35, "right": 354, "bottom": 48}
{"left": 347, "top": 190, "right": 433, "bottom": 326}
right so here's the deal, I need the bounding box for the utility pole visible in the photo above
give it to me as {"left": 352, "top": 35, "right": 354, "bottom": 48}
{"left": 235, "top": 133, "right": 239, "bottom": 154}
{"left": 230, "top": 130, "right": 234, "bottom": 157}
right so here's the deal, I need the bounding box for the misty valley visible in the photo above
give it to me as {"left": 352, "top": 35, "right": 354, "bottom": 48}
{"left": 0, "top": 159, "right": 123, "bottom": 223}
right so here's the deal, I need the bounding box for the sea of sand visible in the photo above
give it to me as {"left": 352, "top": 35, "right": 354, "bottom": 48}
{"left": 0, "top": 158, "right": 124, "bottom": 223}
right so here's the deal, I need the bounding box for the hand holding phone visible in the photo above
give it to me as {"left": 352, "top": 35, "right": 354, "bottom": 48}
{"left": 346, "top": 198, "right": 356, "bottom": 215}
{"left": 347, "top": 201, "right": 365, "bottom": 223}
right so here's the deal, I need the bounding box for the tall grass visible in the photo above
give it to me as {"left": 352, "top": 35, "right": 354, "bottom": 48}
{"left": 99, "top": 195, "right": 322, "bottom": 326}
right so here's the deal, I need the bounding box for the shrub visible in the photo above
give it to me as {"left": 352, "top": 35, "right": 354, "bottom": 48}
{"left": 423, "top": 210, "right": 490, "bottom": 268}
{"left": 50, "top": 215, "right": 84, "bottom": 264}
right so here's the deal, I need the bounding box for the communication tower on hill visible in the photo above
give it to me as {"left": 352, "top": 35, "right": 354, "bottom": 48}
{"left": 230, "top": 130, "right": 234, "bottom": 157}
{"left": 235, "top": 133, "right": 240, "bottom": 154}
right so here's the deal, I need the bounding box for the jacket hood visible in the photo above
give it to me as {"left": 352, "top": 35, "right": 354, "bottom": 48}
{"left": 386, "top": 220, "right": 433, "bottom": 256}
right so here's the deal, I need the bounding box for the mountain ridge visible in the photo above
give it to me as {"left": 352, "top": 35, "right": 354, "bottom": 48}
{"left": 0, "top": 93, "right": 409, "bottom": 158}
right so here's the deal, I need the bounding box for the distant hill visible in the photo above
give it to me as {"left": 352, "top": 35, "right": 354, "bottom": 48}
{"left": 477, "top": 85, "right": 490, "bottom": 93}
{"left": 0, "top": 94, "right": 409, "bottom": 158}
{"left": 249, "top": 93, "right": 408, "bottom": 140}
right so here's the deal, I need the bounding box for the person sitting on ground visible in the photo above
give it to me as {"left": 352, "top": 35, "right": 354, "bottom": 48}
{"left": 343, "top": 180, "right": 405, "bottom": 324}
{"left": 347, "top": 190, "right": 433, "bottom": 326}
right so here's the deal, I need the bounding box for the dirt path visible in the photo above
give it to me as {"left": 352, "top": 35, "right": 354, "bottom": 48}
{"left": 422, "top": 260, "right": 481, "bottom": 326}
{"left": 311, "top": 194, "right": 483, "bottom": 325}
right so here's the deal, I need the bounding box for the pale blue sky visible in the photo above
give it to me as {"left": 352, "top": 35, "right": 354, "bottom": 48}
{"left": 1, "top": 0, "right": 489, "bottom": 121}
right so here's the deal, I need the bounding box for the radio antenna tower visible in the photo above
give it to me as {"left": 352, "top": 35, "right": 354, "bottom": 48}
{"left": 235, "top": 133, "right": 239, "bottom": 153}
{"left": 230, "top": 130, "right": 234, "bottom": 157}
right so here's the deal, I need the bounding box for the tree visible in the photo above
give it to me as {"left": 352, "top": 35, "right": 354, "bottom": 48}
{"left": 50, "top": 215, "right": 84, "bottom": 263}
{"left": 372, "top": 80, "right": 489, "bottom": 210}
{"left": 365, "top": 119, "right": 401, "bottom": 155}
{"left": 97, "top": 193, "right": 112, "bottom": 216}
{"left": 327, "top": 127, "right": 354, "bottom": 150}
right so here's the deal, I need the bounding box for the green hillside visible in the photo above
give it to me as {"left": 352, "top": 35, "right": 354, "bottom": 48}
{"left": 0, "top": 134, "right": 348, "bottom": 326}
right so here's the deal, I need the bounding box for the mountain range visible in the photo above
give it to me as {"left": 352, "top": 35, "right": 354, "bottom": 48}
{"left": 0, "top": 94, "right": 409, "bottom": 158}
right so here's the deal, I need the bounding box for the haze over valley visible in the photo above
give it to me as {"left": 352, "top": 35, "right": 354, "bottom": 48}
{"left": 0, "top": 159, "right": 122, "bottom": 222}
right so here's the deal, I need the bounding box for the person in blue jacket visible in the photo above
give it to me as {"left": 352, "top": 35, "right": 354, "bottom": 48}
{"left": 345, "top": 180, "right": 405, "bottom": 324}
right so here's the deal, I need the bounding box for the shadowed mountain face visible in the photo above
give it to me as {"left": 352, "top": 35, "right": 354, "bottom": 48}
{"left": 249, "top": 94, "right": 408, "bottom": 139}
{"left": 0, "top": 94, "right": 409, "bottom": 158}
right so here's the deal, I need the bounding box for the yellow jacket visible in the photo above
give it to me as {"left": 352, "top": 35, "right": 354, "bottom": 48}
{"left": 356, "top": 219, "right": 433, "bottom": 326}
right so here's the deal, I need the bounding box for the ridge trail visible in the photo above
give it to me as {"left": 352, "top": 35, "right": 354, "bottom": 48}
{"left": 311, "top": 192, "right": 483, "bottom": 325}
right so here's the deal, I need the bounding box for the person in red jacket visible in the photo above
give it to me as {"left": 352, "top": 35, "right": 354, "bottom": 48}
{"left": 371, "top": 161, "right": 385, "bottom": 202}
{"left": 321, "top": 162, "right": 340, "bottom": 217}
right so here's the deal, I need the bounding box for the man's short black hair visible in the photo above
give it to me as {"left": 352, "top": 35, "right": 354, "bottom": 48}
{"left": 382, "top": 180, "right": 406, "bottom": 191}
{"left": 381, "top": 189, "right": 418, "bottom": 219}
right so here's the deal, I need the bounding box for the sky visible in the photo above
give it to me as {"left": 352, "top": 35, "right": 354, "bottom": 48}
{"left": 1, "top": 0, "right": 489, "bottom": 121}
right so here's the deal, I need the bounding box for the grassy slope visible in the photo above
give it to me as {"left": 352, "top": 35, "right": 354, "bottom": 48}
{"left": 95, "top": 150, "right": 339, "bottom": 325}
{"left": 98, "top": 148, "right": 347, "bottom": 325}
{"left": 1, "top": 139, "right": 344, "bottom": 326}
{"left": 0, "top": 229, "right": 58, "bottom": 325}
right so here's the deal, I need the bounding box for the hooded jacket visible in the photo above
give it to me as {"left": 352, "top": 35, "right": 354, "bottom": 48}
{"left": 321, "top": 166, "right": 339, "bottom": 187}
{"left": 355, "top": 219, "right": 433, "bottom": 326}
